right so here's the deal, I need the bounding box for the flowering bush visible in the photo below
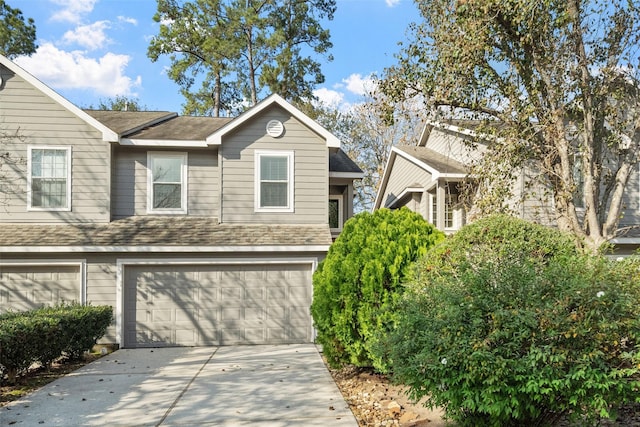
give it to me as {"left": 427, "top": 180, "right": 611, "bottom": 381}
{"left": 311, "top": 208, "right": 443, "bottom": 371}
{"left": 385, "top": 215, "right": 640, "bottom": 425}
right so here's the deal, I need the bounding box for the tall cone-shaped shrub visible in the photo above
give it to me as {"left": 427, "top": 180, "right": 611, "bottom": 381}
{"left": 311, "top": 208, "right": 443, "bottom": 371}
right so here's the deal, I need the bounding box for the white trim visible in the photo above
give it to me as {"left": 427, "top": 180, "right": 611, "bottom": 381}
{"left": 0, "top": 245, "right": 332, "bottom": 253}
{"left": 329, "top": 171, "right": 365, "bottom": 179}
{"left": 254, "top": 150, "right": 295, "bottom": 213}
{"left": 0, "top": 259, "right": 87, "bottom": 305}
{"left": 115, "top": 256, "right": 319, "bottom": 347}
{"left": 27, "top": 146, "right": 72, "bottom": 212}
{"left": 384, "top": 186, "right": 424, "bottom": 209}
{"left": 206, "top": 94, "right": 340, "bottom": 147}
{"left": 609, "top": 237, "right": 640, "bottom": 244}
{"left": 374, "top": 146, "right": 467, "bottom": 210}
{"left": 147, "top": 151, "right": 188, "bottom": 215}
{"left": 121, "top": 138, "right": 208, "bottom": 148}
{"left": 0, "top": 56, "right": 118, "bottom": 142}
{"left": 329, "top": 195, "right": 344, "bottom": 232}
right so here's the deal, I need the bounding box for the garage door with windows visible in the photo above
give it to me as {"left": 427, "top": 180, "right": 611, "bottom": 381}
{"left": 122, "top": 262, "right": 313, "bottom": 348}
{"left": 0, "top": 264, "right": 82, "bottom": 313}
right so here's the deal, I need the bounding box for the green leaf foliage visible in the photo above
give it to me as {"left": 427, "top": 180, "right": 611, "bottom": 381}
{"left": 0, "top": 303, "right": 113, "bottom": 384}
{"left": 0, "top": 0, "right": 36, "bottom": 59}
{"left": 311, "top": 208, "right": 444, "bottom": 371}
{"left": 386, "top": 215, "right": 640, "bottom": 425}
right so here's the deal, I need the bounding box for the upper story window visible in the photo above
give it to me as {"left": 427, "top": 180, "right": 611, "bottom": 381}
{"left": 28, "top": 146, "right": 71, "bottom": 211}
{"left": 329, "top": 195, "right": 343, "bottom": 231}
{"left": 147, "top": 152, "right": 187, "bottom": 214}
{"left": 255, "top": 150, "right": 294, "bottom": 212}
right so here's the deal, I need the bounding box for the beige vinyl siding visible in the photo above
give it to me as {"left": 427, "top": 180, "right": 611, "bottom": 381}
{"left": 425, "top": 127, "right": 482, "bottom": 165}
{"left": 619, "top": 165, "right": 640, "bottom": 228}
{"left": 111, "top": 147, "right": 219, "bottom": 219}
{"left": 221, "top": 106, "right": 327, "bottom": 224}
{"left": 0, "top": 65, "right": 110, "bottom": 223}
{"left": 380, "top": 155, "right": 432, "bottom": 209}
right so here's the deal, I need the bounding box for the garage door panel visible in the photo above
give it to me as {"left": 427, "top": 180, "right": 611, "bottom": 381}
{"left": 124, "top": 263, "right": 313, "bottom": 348}
{"left": 0, "top": 265, "right": 81, "bottom": 313}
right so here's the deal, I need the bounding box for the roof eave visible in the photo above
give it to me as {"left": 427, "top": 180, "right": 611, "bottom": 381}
{"left": 120, "top": 138, "right": 209, "bottom": 148}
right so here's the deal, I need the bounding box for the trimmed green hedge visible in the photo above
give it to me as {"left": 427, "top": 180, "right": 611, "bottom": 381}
{"left": 311, "top": 208, "right": 444, "bottom": 371}
{"left": 0, "top": 303, "right": 113, "bottom": 383}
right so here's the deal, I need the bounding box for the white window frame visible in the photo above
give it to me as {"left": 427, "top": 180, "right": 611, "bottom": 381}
{"left": 329, "top": 195, "right": 344, "bottom": 232}
{"left": 27, "top": 146, "right": 72, "bottom": 212}
{"left": 254, "top": 150, "right": 294, "bottom": 213}
{"left": 444, "top": 193, "right": 460, "bottom": 231}
{"left": 429, "top": 192, "right": 437, "bottom": 226}
{"left": 147, "top": 152, "right": 188, "bottom": 215}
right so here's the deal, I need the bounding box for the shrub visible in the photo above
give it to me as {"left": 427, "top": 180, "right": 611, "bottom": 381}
{"left": 385, "top": 215, "right": 640, "bottom": 426}
{"left": 0, "top": 303, "right": 113, "bottom": 383}
{"left": 311, "top": 208, "right": 444, "bottom": 371}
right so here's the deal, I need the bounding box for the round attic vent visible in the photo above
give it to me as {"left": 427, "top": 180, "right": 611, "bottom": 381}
{"left": 266, "top": 120, "right": 284, "bottom": 138}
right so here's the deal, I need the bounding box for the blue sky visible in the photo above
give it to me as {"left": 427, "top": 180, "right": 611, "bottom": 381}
{"left": 9, "top": 0, "right": 420, "bottom": 113}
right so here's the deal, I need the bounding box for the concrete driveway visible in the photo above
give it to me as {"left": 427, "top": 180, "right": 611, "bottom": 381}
{"left": 0, "top": 345, "right": 357, "bottom": 426}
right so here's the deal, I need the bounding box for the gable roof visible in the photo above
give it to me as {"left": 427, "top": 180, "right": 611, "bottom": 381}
{"left": 0, "top": 55, "right": 118, "bottom": 142}
{"left": 206, "top": 94, "right": 341, "bottom": 148}
{"left": 374, "top": 144, "right": 468, "bottom": 210}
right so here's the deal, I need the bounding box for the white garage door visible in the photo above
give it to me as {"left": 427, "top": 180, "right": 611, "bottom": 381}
{"left": 123, "top": 263, "right": 313, "bottom": 347}
{"left": 0, "top": 265, "right": 81, "bottom": 313}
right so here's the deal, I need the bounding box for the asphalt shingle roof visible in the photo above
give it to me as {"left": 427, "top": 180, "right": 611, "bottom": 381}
{"left": 125, "top": 116, "right": 233, "bottom": 141}
{"left": 396, "top": 146, "right": 467, "bottom": 175}
{"left": 0, "top": 217, "right": 332, "bottom": 247}
{"left": 83, "top": 110, "right": 176, "bottom": 135}
{"left": 329, "top": 149, "right": 363, "bottom": 174}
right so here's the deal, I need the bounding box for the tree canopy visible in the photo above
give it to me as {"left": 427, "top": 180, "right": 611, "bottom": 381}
{"left": 147, "top": 0, "right": 335, "bottom": 116}
{"left": 380, "top": 0, "right": 640, "bottom": 252}
{"left": 0, "top": 0, "right": 36, "bottom": 59}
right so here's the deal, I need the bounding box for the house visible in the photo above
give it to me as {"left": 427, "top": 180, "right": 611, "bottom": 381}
{"left": 374, "top": 120, "right": 640, "bottom": 255}
{"left": 0, "top": 54, "right": 363, "bottom": 348}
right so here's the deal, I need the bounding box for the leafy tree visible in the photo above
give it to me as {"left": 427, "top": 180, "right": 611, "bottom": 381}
{"left": 385, "top": 214, "right": 640, "bottom": 425}
{"left": 311, "top": 208, "right": 443, "bottom": 371}
{"left": 93, "top": 96, "right": 146, "bottom": 112}
{"left": 148, "top": 0, "right": 335, "bottom": 116}
{"left": 0, "top": 0, "right": 36, "bottom": 59}
{"left": 311, "top": 90, "right": 424, "bottom": 212}
{"left": 380, "top": 0, "right": 640, "bottom": 252}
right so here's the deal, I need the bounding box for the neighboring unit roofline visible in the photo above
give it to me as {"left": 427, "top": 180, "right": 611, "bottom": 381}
{"left": 119, "top": 112, "right": 178, "bottom": 137}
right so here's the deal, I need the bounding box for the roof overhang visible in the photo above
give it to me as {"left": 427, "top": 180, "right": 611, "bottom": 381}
{"left": 329, "top": 171, "right": 365, "bottom": 179}
{"left": 206, "top": 94, "right": 340, "bottom": 148}
{"left": 120, "top": 138, "right": 210, "bottom": 148}
{"left": 1, "top": 55, "right": 119, "bottom": 142}
{"left": 0, "top": 245, "right": 331, "bottom": 253}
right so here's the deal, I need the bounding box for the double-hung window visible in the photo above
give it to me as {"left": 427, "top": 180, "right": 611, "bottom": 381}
{"left": 28, "top": 146, "right": 71, "bottom": 211}
{"left": 147, "top": 152, "right": 187, "bottom": 214}
{"left": 255, "top": 150, "right": 294, "bottom": 212}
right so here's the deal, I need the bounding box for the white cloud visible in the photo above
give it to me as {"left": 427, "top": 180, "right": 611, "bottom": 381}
{"left": 118, "top": 16, "right": 138, "bottom": 26}
{"left": 314, "top": 87, "right": 346, "bottom": 108}
{"left": 342, "top": 73, "right": 377, "bottom": 96}
{"left": 385, "top": 0, "right": 401, "bottom": 6}
{"left": 15, "top": 42, "right": 141, "bottom": 97}
{"left": 62, "top": 21, "right": 111, "bottom": 50}
{"left": 50, "top": 0, "right": 98, "bottom": 24}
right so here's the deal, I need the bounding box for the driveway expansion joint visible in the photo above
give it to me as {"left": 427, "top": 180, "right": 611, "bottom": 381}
{"left": 155, "top": 348, "right": 219, "bottom": 427}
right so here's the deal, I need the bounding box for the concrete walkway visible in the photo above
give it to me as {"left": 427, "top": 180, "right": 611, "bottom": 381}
{"left": 1, "top": 345, "right": 358, "bottom": 426}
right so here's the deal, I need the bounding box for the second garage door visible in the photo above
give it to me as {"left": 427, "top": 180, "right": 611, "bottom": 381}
{"left": 123, "top": 263, "right": 313, "bottom": 348}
